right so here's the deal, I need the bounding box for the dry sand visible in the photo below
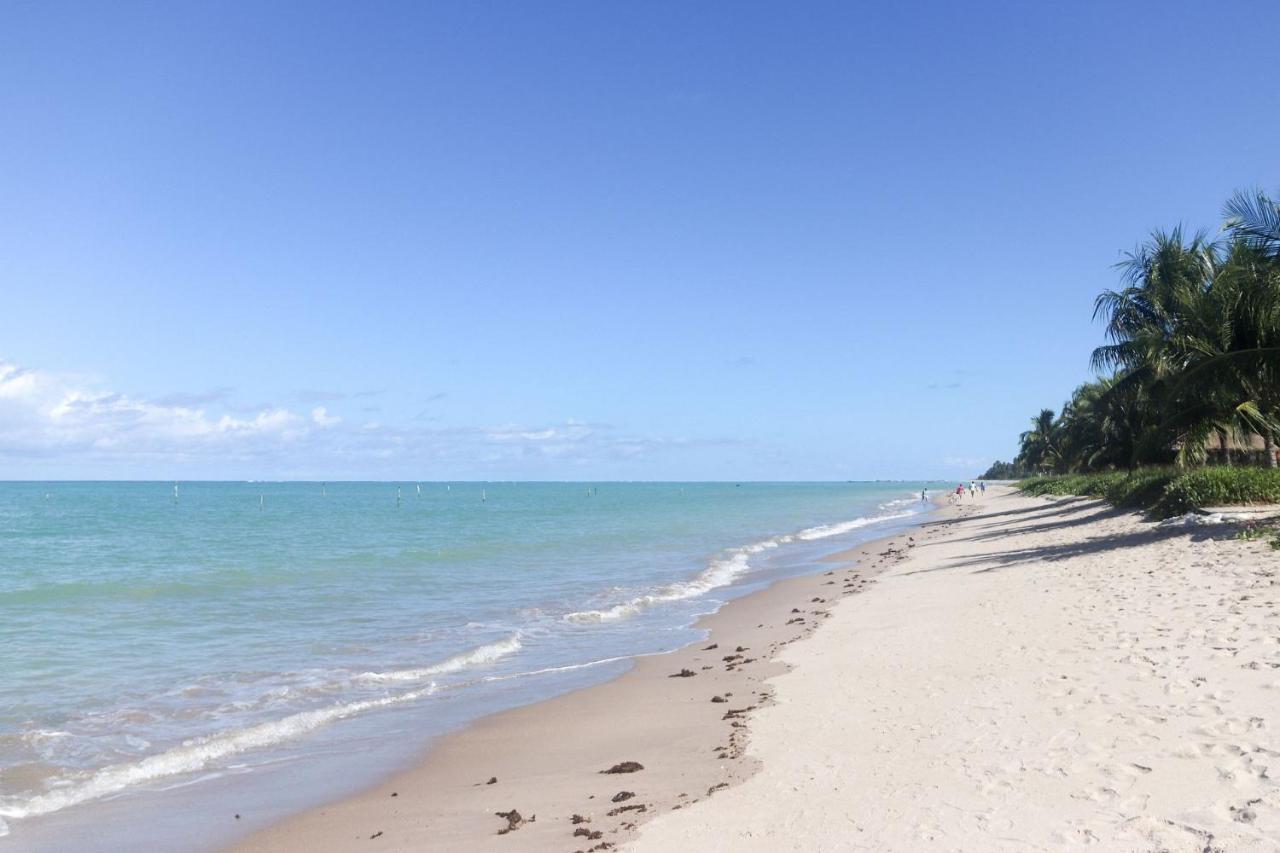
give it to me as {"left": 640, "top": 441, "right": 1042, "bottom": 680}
{"left": 234, "top": 486, "right": 1280, "bottom": 852}
{"left": 632, "top": 487, "right": 1280, "bottom": 851}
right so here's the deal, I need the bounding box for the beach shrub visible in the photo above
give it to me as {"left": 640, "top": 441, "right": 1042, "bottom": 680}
{"left": 1018, "top": 467, "right": 1280, "bottom": 517}
{"left": 1102, "top": 470, "right": 1176, "bottom": 508}
{"left": 1018, "top": 470, "right": 1174, "bottom": 506}
{"left": 1154, "top": 467, "right": 1280, "bottom": 516}
{"left": 1235, "top": 521, "right": 1280, "bottom": 550}
{"left": 1018, "top": 475, "right": 1081, "bottom": 497}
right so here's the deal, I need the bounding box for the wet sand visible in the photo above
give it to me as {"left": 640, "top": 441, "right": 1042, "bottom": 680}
{"left": 236, "top": 484, "right": 1280, "bottom": 851}
{"left": 229, "top": 517, "right": 928, "bottom": 852}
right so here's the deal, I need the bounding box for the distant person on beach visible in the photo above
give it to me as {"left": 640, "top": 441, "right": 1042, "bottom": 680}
{"left": 969, "top": 480, "right": 976, "bottom": 498}
{"left": 921, "top": 488, "right": 928, "bottom": 503}
{"left": 980, "top": 481, "right": 987, "bottom": 495}
{"left": 956, "top": 484, "right": 965, "bottom": 500}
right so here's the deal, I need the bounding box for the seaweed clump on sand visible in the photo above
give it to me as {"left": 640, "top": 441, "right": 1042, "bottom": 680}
{"left": 600, "top": 761, "right": 644, "bottom": 774}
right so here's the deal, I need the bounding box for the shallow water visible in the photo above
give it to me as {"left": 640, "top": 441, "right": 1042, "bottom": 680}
{"left": 0, "top": 481, "right": 941, "bottom": 847}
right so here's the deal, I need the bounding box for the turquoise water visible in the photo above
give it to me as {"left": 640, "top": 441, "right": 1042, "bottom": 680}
{"left": 0, "top": 481, "right": 939, "bottom": 847}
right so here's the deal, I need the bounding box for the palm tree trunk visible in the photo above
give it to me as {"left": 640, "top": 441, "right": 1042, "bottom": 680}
{"left": 1220, "top": 430, "right": 1232, "bottom": 466}
{"left": 1267, "top": 434, "right": 1278, "bottom": 469}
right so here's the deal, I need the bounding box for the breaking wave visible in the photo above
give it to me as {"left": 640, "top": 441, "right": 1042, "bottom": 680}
{"left": 355, "top": 634, "right": 523, "bottom": 683}
{"left": 563, "top": 505, "right": 918, "bottom": 624}
{"left": 0, "top": 636, "right": 532, "bottom": 832}
{"left": 0, "top": 682, "right": 438, "bottom": 834}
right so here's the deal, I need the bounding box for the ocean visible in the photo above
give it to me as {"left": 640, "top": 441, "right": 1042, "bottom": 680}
{"left": 0, "top": 481, "right": 940, "bottom": 849}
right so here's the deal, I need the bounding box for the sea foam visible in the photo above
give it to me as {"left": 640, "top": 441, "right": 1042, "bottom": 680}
{"left": 0, "top": 683, "right": 438, "bottom": 831}
{"left": 0, "top": 636, "right": 529, "bottom": 828}
{"left": 563, "top": 505, "right": 916, "bottom": 624}
{"left": 0, "top": 481, "right": 934, "bottom": 840}
{"left": 355, "top": 634, "right": 523, "bottom": 683}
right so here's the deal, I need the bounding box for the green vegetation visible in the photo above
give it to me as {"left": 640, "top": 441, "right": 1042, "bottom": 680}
{"left": 978, "top": 460, "right": 1030, "bottom": 479}
{"left": 1157, "top": 467, "right": 1280, "bottom": 515}
{"left": 1003, "top": 188, "right": 1280, "bottom": 509}
{"left": 1018, "top": 467, "right": 1280, "bottom": 517}
{"left": 1019, "top": 470, "right": 1175, "bottom": 510}
{"left": 1235, "top": 521, "right": 1280, "bottom": 551}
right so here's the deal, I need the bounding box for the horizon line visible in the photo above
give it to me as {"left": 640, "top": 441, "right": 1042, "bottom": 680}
{"left": 0, "top": 477, "right": 961, "bottom": 484}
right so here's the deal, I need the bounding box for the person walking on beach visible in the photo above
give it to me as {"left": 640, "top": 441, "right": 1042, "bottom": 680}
{"left": 921, "top": 488, "right": 928, "bottom": 503}
{"left": 969, "top": 480, "right": 976, "bottom": 498}
{"left": 980, "top": 481, "right": 986, "bottom": 496}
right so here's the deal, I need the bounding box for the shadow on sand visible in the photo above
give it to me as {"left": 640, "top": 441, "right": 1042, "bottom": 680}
{"left": 905, "top": 496, "right": 1234, "bottom": 577}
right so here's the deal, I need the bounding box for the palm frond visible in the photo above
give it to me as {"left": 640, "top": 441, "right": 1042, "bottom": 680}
{"left": 1224, "top": 187, "right": 1280, "bottom": 257}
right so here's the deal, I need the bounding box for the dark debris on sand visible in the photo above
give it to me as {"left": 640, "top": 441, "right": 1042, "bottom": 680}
{"left": 606, "top": 803, "right": 647, "bottom": 817}
{"left": 495, "top": 809, "right": 528, "bottom": 835}
{"left": 601, "top": 761, "right": 644, "bottom": 774}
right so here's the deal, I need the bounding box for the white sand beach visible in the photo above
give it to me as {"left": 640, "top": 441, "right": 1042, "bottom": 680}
{"left": 632, "top": 488, "right": 1280, "bottom": 851}
{"left": 233, "top": 486, "right": 1280, "bottom": 851}
{"left": 12, "top": 6, "right": 1280, "bottom": 850}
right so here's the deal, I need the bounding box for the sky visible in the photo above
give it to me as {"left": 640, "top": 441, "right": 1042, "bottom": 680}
{"left": 1, "top": 1, "right": 1278, "bottom": 480}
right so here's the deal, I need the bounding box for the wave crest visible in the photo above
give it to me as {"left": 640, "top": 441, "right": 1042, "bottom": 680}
{"left": 356, "top": 634, "right": 522, "bottom": 683}
{"left": 564, "top": 506, "right": 917, "bottom": 624}
{"left": 0, "top": 683, "right": 438, "bottom": 829}
{"left": 0, "top": 636, "right": 528, "bottom": 827}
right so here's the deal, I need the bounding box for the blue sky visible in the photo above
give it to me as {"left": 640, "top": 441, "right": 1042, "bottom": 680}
{"left": 2, "top": 1, "right": 1277, "bottom": 480}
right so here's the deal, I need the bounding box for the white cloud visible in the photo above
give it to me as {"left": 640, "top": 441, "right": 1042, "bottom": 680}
{"left": 486, "top": 422, "right": 593, "bottom": 443}
{"left": 0, "top": 363, "right": 38, "bottom": 398}
{"left": 0, "top": 358, "right": 727, "bottom": 477}
{"left": 310, "top": 406, "right": 341, "bottom": 427}
{"left": 0, "top": 359, "right": 307, "bottom": 460}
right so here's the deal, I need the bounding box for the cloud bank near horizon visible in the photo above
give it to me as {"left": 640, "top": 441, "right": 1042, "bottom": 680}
{"left": 0, "top": 359, "right": 731, "bottom": 479}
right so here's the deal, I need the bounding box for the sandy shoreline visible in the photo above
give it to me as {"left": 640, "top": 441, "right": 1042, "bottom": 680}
{"left": 233, "top": 485, "right": 1280, "bottom": 851}
{"left": 632, "top": 488, "right": 1280, "bottom": 851}
{"left": 228, "top": 514, "right": 929, "bottom": 852}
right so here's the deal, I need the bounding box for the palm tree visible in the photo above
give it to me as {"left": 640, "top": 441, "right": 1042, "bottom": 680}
{"left": 1017, "top": 409, "right": 1060, "bottom": 473}
{"left": 1090, "top": 228, "right": 1225, "bottom": 465}
{"left": 1057, "top": 378, "right": 1137, "bottom": 470}
{"left": 1091, "top": 226, "right": 1220, "bottom": 379}
{"left": 1202, "top": 249, "right": 1280, "bottom": 464}
{"left": 1090, "top": 224, "right": 1280, "bottom": 468}
{"left": 1016, "top": 190, "right": 1280, "bottom": 476}
{"left": 1220, "top": 189, "right": 1280, "bottom": 466}
{"left": 1224, "top": 187, "right": 1280, "bottom": 259}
